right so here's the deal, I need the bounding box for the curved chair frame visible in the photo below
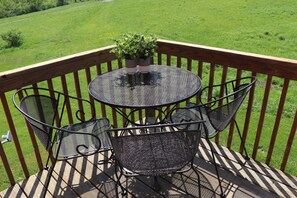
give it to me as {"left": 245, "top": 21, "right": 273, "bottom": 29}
{"left": 169, "top": 76, "right": 257, "bottom": 197}
{"left": 13, "top": 87, "right": 110, "bottom": 197}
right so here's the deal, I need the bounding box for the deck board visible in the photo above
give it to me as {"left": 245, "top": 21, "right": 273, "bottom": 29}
{"left": 68, "top": 155, "right": 117, "bottom": 197}
{"left": 203, "top": 139, "right": 297, "bottom": 189}
{"left": 56, "top": 158, "right": 106, "bottom": 197}
{"left": 18, "top": 173, "right": 46, "bottom": 197}
{"left": 0, "top": 184, "right": 27, "bottom": 198}
{"left": 1, "top": 141, "right": 296, "bottom": 198}
{"left": 198, "top": 139, "right": 297, "bottom": 197}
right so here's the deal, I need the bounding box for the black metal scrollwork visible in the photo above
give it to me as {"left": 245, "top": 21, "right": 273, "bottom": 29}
{"left": 75, "top": 109, "right": 85, "bottom": 122}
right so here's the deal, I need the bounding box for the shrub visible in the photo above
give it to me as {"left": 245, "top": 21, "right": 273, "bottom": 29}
{"left": 57, "top": 0, "right": 69, "bottom": 6}
{"left": 1, "top": 29, "right": 24, "bottom": 48}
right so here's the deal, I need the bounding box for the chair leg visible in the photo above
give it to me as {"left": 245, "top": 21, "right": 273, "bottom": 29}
{"left": 98, "top": 149, "right": 114, "bottom": 165}
{"left": 192, "top": 166, "right": 201, "bottom": 198}
{"left": 115, "top": 162, "right": 127, "bottom": 197}
{"left": 42, "top": 157, "right": 58, "bottom": 198}
{"left": 44, "top": 148, "right": 53, "bottom": 169}
{"left": 233, "top": 119, "right": 250, "bottom": 160}
{"left": 206, "top": 138, "right": 225, "bottom": 197}
{"left": 153, "top": 176, "right": 161, "bottom": 191}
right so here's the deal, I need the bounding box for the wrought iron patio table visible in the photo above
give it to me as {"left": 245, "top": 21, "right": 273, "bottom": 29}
{"left": 88, "top": 65, "right": 202, "bottom": 126}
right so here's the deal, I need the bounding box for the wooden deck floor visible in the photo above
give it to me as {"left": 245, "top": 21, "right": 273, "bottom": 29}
{"left": 1, "top": 139, "right": 296, "bottom": 198}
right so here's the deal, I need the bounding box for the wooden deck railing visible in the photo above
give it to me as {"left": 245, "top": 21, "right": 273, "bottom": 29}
{"left": 0, "top": 40, "right": 296, "bottom": 191}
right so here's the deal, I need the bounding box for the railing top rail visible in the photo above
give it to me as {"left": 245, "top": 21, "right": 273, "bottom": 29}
{"left": 157, "top": 39, "right": 297, "bottom": 80}
{"left": 0, "top": 45, "right": 115, "bottom": 92}
{"left": 1, "top": 40, "right": 297, "bottom": 93}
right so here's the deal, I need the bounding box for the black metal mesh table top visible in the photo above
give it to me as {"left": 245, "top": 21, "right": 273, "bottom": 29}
{"left": 88, "top": 65, "right": 201, "bottom": 108}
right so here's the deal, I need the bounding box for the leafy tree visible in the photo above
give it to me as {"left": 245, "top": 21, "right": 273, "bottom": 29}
{"left": 0, "top": 0, "right": 78, "bottom": 18}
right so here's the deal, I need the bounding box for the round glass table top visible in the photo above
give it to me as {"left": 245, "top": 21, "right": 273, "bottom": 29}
{"left": 88, "top": 65, "right": 201, "bottom": 108}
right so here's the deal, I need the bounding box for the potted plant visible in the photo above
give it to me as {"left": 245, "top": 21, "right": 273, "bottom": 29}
{"left": 111, "top": 33, "right": 157, "bottom": 74}
{"left": 111, "top": 33, "right": 140, "bottom": 74}
{"left": 137, "top": 34, "right": 157, "bottom": 73}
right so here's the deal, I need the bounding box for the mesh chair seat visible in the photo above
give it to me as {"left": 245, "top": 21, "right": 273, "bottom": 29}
{"left": 57, "top": 118, "right": 110, "bottom": 159}
{"left": 170, "top": 104, "right": 217, "bottom": 138}
{"left": 112, "top": 130, "right": 199, "bottom": 176}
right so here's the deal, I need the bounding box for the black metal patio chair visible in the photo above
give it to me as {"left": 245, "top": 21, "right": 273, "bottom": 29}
{"left": 169, "top": 76, "right": 256, "bottom": 197}
{"left": 106, "top": 121, "right": 204, "bottom": 197}
{"left": 13, "top": 87, "right": 111, "bottom": 197}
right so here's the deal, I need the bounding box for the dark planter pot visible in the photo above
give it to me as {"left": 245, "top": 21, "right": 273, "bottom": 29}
{"left": 125, "top": 59, "right": 138, "bottom": 74}
{"left": 138, "top": 57, "right": 151, "bottom": 73}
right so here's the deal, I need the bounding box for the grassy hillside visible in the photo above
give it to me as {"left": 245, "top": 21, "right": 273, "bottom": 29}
{"left": 0, "top": 0, "right": 297, "bottom": 72}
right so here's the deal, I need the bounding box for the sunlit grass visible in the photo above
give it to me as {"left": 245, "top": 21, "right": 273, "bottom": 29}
{"left": 0, "top": 0, "right": 297, "bottom": 72}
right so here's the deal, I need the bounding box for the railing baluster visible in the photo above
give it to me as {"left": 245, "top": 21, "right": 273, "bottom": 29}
{"left": 166, "top": 54, "right": 171, "bottom": 66}
{"left": 227, "top": 69, "right": 242, "bottom": 149}
{"left": 266, "top": 79, "right": 290, "bottom": 165}
{"left": 33, "top": 83, "right": 55, "bottom": 164}
{"left": 240, "top": 71, "right": 257, "bottom": 154}
{"left": 61, "top": 75, "right": 74, "bottom": 124}
{"left": 47, "top": 79, "right": 61, "bottom": 127}
{"left": 208, "top": 63, "right": 215, "bottom": 100}
{"left": 281, "top": 110, "right": 297, "bottom": 171}
{"left": 157, "top": 53, "right": 162, "bottom": 65}
{"left": 17, "top": 90, "right": 43, "bottom": 171}
{"left": 197, "top": 61, "right": 203, "bottom": 79}
{"left": 177, "top": 57, "right": 181, "bottom": 68}
{"left": 252, "top": 75, "right": 272, "bottom": 159}
{"left": 213, "top": 65, "right": 227, "bottom": 144}
{"left": 0, "top": 93, "right": 30, "bottom": 178}
{"left": 117, "top": 59, "right": 126, "bottom": 126}
{"left": 32, "top": 83, "right": 38, "bottom": 94}
{"left": 0, "top": 139, "right": 15, "bottom": 185}
{"left": 195, "top": 61, "right": 204, "bottom": 104}
{"left": 207, "top": 63, "right": 217, "bottom": 143}
{"left": 187, "top": 58, "right": 192, "bottom": 71}
{"left": 73, "top": 71, "right": 85, "bottom": 121}
{"left": 118, "top": 59, "right": 123, "bottom": 68}
{"left": 186, "top": 58, "right": 192, "bottom": 104}
{"left": 85, "top": 67, "right": 97, "bottom": 118}
{"left": 107, "top": 61, "right": 118, "bottom": 127}
{"left": 96, "top": 64, "right": 107, "bottom": 119}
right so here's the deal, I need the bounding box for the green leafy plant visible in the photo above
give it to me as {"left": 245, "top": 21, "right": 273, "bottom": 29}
{"left": 138, "top": 34, "right": 157, "bottom": 59}
{"left": 111, "top": 33, "right": 157, "bottom": 60}
{"left": 1, "top": 29, "right": 24, "bottom": 48}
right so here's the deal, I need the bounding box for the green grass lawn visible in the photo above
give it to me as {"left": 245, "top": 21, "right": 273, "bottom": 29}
{"left": 0, "top": 0, "right": 296, "bottom": 191}
{"left": 0, "top": 0, "right": 297, "bottom": 71}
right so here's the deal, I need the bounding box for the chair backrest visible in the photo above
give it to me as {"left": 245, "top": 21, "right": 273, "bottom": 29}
{"left": 13, "top": 88, "right": 64, "bottom": 150}
{"left": 200, "top": 76, "right": 256, "bottom": 131}
{"left": 106, "top": 121, "right": 204, "bottom": 176}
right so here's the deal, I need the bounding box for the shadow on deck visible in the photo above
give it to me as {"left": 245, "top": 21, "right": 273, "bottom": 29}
{"left": 1, "top": 140, "right": 296, "bottom": 198}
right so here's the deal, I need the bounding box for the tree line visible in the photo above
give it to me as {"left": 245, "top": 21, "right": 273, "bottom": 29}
{"left": 0, "top": 0, "right": 90, "bottom": 19}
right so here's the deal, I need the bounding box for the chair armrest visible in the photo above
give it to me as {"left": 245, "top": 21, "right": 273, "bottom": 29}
{"left": 199, "top": 76, "right": 256, "bottom": 105}
{"left": 63, "top": 94, "right": 96, "bottom": 123}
